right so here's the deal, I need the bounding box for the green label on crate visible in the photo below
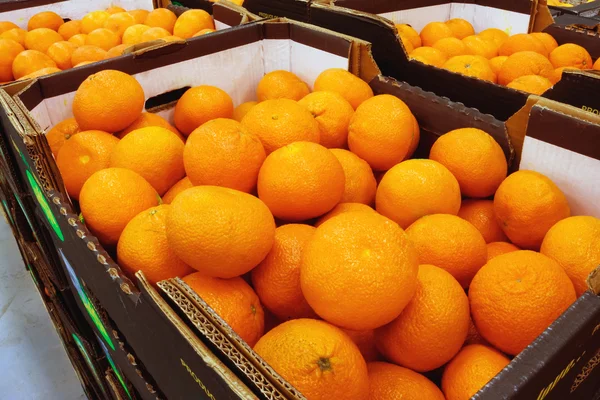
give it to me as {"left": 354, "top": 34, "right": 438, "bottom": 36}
{"left": 59, "top": 249, "right": 114, "bottom": 351}
{"left": 72, "top": 333, "right": 109, "bottom": 398}
{"left": 99, "top": 338, "right": 132, "bottom": 400}
{"left": 25, "top": 170, "right": 63, "bottom": 242}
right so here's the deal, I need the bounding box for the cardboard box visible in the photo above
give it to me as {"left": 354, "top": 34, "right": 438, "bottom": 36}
{"left": 0, "top": 13, "right": 377, "bottom": 399}
{"left": 231, "top": 0, "right": 600, "bottom": 121}
{"left": 1, "top": 4, "right": 599, "bottom": 400}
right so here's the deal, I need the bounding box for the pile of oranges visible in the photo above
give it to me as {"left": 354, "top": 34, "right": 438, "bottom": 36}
{"left": 47, "top": 67, "right": 600, "bottom": 400}
{"left": 0, "top": 6, "right": 215, "bottom": 83}
{"left": 396, "top": 19, "right": 600, "bottom": 95}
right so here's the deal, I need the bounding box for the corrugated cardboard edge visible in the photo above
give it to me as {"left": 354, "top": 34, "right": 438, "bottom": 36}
{"left": 157, "top": 278, "right": 293, "bottom": 400}
{"left": 587, "top": 266, "right": 600, "bottom": 295}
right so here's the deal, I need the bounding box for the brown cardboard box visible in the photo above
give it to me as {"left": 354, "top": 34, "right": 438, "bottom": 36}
{"left": 233, "top": 0, "right": 600, "bottom": 121}
{"left": 0, "top": 14, "right": 379, "bottom": 399}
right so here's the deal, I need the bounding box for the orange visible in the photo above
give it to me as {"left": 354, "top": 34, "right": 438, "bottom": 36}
{"left": 73, "top": 69, "right": 145, "bottom": 132}
{"left": 298, "top": 91, "right": 354, "bottom": 148}
{"left": 541, "top": 216, "right": 600, "bottom": 296}
{"left": 441, "top": 344, "right": 510, "bottom": 400}
{"left": 173, "top": 9, "right": 214, "bottom": 39}
{"left": 594, "top": 57, "right": 600, "bottom": 70}
{"left": 405, "top": 114, "right": 420, "bottom": 160}
{"left": 161, "top": 35, "right": 183, "bottom": 43}
{"left": 18, "top": 67, "right": 61, "bottom": 80}
{"left": 442, "top": 55, "right": 496, "bottom": 83}
{"left": 330, "top": 149, "right": 376, "bottom": 205}
{"left": 0, "top": 22, "right": 19, "bottom": 34}
{"left": 551, "top": 66, "right": 578, "bottom": 84}
{"left": 106, "top": 43, "right": 131, "bottom": 58}
{"left": 251, "top": 224, "right": 317, "bottom": 321}
{"left": 470, "top": 250, "right": 576, "bottom": 355}
{"left": 478, "top": 28, "right": 509, "bottom": 48}
{"left": 257, "top": 142, "right": 344, "bottom": 221}
{"left": 68, "top": 34, "right": 87, "bottom": 47}
{"left": 166, "top": 186, "right": 275, "bottom": 277}
{"left": 429, "top": 127, "right": 507, "bottom": 198}
{"left": 47, "top": 41, "right": 77, "bottom": 70}
{"left": 376, "top": 159, "right": 461, "bottom": 229}
{"left": 103, "top": 12, "right": 136, "bottom": 38}
{"left": 122, "top": 24, "right": 150, "bottom": 45}
{"left": 462, "top": 35, "right": 498, "bottom": 59}
{"left": 301, "top": 211, "right": 419, "bottom": 330}
{"left": 398, "top": 33, "right": 415, "bottom": 54}
{"left": 376, "top": 264, "right": 470, "bottom": 372}
{"left": 144, "top": 8, "right": 178, "bottom": 33}
{"left": 183, "top": 118, "right": 265, "bottom": 192}
{"left": 487, "top": 241, "right": 520, "bottom": 261}
{"left": 315, "top": 202, "right": 374, "bottom": 227}
{"left": 46, "top": 117, "right": 79, "bottom": 156}
{"left": 12, "top": 50, "right": 57, "bottom": 80}
{"left": 465, "top": 318, "right": 489, "bottom": 346}
{"left": 24, "top": 28, "right": 63, "bottom": 53}
{"left": 396, "top": 24, "right": 421, "bottom": 48}
{"left": 313, "top": 68, "right": 374, "bottom": 109}
{"left": 241, "top": 98, "right": 320, "bottom": 154}
{"left": 341, "top": 329, "right": 380, "bottom": 362}
{"left": 446, "top": 18, "right": 475, "bottom": 39}
{"left": 458, "top": 200, "right": 508, "bottom": 243}
{"left": 73, "top": 61, "right": 94, "bottom": 68}
{"left": 498, "top": 33, "right": 548, "bottom": 57}
{"left": 81, "top": 11, "right": 111, "bottom": 34}
{"left": 489, "top": 55, "right": 508, "bottom": 74}
{"left": 162, "top": 177, "right": 193, "bottom": 204}
{"left": 368, "top": 362, "right": 445, "bottom": 400}
{"left": 70, "top": 45, "right": 108, "bottom": 66}
{"left": 493, "top": 170, "right": 570, "bottom": 249}
{"left": 110, "top": 127, "right": 185, "bottom": 195}
{"left": 80, "top": 168, "right": 159, "bottom": 246}
{"left": 85, "top": 28, "right": 120, "bottom": 51}
{"left": 254, "top": 319, "right": 369, "bottom": 400}
{"left": 433, "top": 37, "right": 470, "bottom": 58}
{"left": 531, "top": 32, "right": 558, "bottom": 53}
{"left": 28, "top": 11, "right": 64, "bottom": 31}
{"left": 420, "top": 22, "right": 454, "bottom": 46}
{"left": 106, "top": 6, "right": 126, "bottom": 14}
{"left": 256, "top": 70, "right": 310, "bottom": 102}
{"left": 118, "top": 112, "right": 182, "bottom": 140}
{"left": 128, "top": 9, "right": 150, "bottom": 25}
{"left": 0, "top": 28, "right": 27, "bottom": 47}
{"left": 507, "top": 75, "right": 553, "bottom": 95}
{"left": 549, "top": 43, "right": 593, "bottom": 69}
{"left": 410, "top": 46, "right": 447, "bottom": 67}
{"left": 174, "top": 85, "right": 234, "bottom": 136}
{"left": 140, "top": 27, "right": 171, "bottom": 42}
{"left": 192, "top": 28, "right": 215, "bottom": 37}
{"left": 497, "top": 51, "right": 554, "bottom": 85}
{"left": 348, "top": 94, "right": 415, "bottom": 171}
{"left": 232, "top": 101, "right": 258, "bottom": 122}
{"left": 406, "top": 214, "right": 487, "bottom": 288}
{"left": 183, "top": 272, "right": 265, "bottom": 346}
{"left": 56, "top": 130, "right": 119, "bottom": 200}
{"left": 117, "top": 205, "right": 193, "bottom": 285}
{"left": 0, "top": 39, "right": 24, "bottom": 82}
{"left": 58, "top": 20, "right": 82, "bottom": 40}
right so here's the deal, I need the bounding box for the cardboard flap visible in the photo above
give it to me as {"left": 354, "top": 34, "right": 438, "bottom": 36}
{"left": 588, "top": 266, "right": 600, "bottom": 295}
{"left": 157, "top": 277, "right": 298, "bottom": 400}
{"left": 214, "top": 0, "right": 263, "bottom": 26}
{"left": 544, "top": 70, "right": 600, "bottom": 113}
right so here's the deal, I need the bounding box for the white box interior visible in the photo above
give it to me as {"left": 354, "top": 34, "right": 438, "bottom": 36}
{"left": 0, "top": 0, "right": 155, "bottom": 29}
{"left": 520, "top": 136, "right": 600, "bottom": 218}
{"left": 379, "top": 3, "right": 530, "bottom": 35}
{"left": 28, "top": 38, "right": 350, "bottom": 133}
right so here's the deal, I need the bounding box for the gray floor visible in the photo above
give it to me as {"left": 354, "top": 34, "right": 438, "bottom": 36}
{"left": 0, "top": 218, "right": 86, "bottom": 399}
